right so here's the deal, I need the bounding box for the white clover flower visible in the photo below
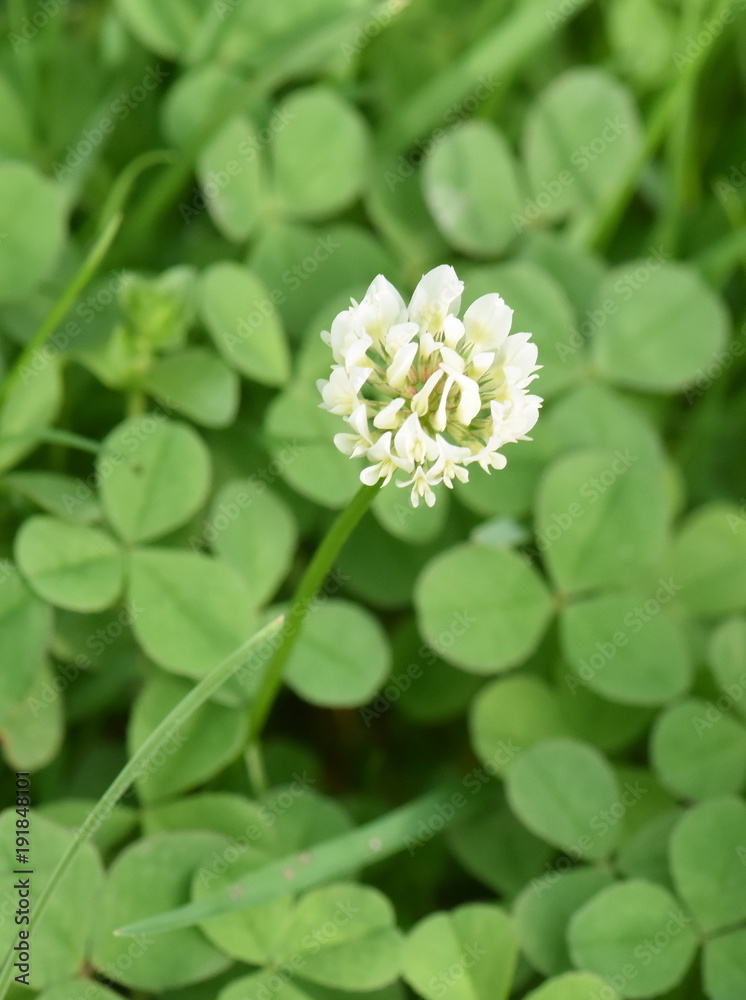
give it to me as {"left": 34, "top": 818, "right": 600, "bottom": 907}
{"left": 317, "top": 265, "right": 542, "bottom": 508}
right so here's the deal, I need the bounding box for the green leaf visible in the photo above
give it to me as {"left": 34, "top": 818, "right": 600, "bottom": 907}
{"left": 206, "top": 481, "right": 297, "bottom": 608}
{"left": 36, "top": 981, "right": 121, "bottom": 1000}
{"left": 128, "top": 671, "right": 248, "bottom": 801}
{"left": 142, "top": 347, "right": 240, "bottom": 428}
{"left": 0, "top": 664, "right": 63, "bottom": 772}
{"left": 568, "top": 880, "right": 697, "bottom": 998}
{"left": 523, "top": 972, "right": 621, "bottom": 1000}
{"left": 196, "top": 116, "right": 264, "bottom": 242}
{"left": 415, "top": 543, "right": 553, "bottom": 674}
{"left": 0, "top": 811, "right": 103, "bottom": 990}
{"left": 193, "top": 847, "right": 292, "bottom": 965}
{"left": 91, "top": 832, "right": 231, "bottom": 990}
{"left": 249, "top": 221, "right": 396, "bottom": 335}
{"left": 39, "top": 798, "right": 138, "bottom": 855}
{"left": 556, "top": 679, "right": 654, "bottom": 756}
{"left": 384, "top": 619, "right": 482, "bottom": 725}
{"left": 15, "top": 515, "right": 124, "bottom": 612}
{"left": 272, "top": 883, "right": 402, "bottom": 990}
{"left": 113, "top": 0, "right": 206, "bottom": 59}
{"left": 703, "top": 927, "right": 746, "bottom": 1000}
{"left": 143, "top": 791, "right": 266, "bottom": 839}
{"left": 0, "top": 566, "right": 52, "bottom": 706}
{"left": 0, "top": 73, "right": 33, "bottom": 159}
{"left": 514, "top": 867, "right": 614, "bottom": 976}
{"left": 535, "top": 448, "right": 668, "bottom": 594}
{"left": 670, "top": 796, "right": 746, "bottom": 934}
{"left": 0, "top": 161, "right": 67, "bottom": 303}
{"left": 199, "top": 261, "right": 291, "bottom": 386}
{"left": 284, "top": 599, "right": 391, "bottom": 708}
{"left": 0, "top": 359, "right": 62, "bottom": 473}
{"left": 447, "top": 795, "right": 552, "bottom": 898}
{"left": 99, "top": 416, "right": 211, "bottom": 544}
{"left": 218, "top": 973, "right": 405, "bottom": 1000}
{"left": 664, "top": 504, "right": 746, "bottom": 618}
{"left": 373, "top": 481, "right": 448, "bottom": 544}
{"left": 127, "top": 548, "right": 258, "bottom": 702}
{"left": 422, "top": 120, "right": 522, "bottom": 256}
{"left": 592, "top": 259, "right": 729, "bottom": 392}
{"left": 469, "top": 675, "right": 570, "bottom": 777}
{"left": 708, "top": 617, "right": 746, "bottom": 721}
{"left": 560, "top": 590, "right": 692, "bottom": 705}
{"left": 541, "top": 383, "right": 664, "bottom": 468}
{"left": 403, "top": 903, "right": 517, "bottom": 1000}
{"left": 273, "top": 87, "right": 368, "bottom": 219}
{"left": 522, "top": 68, "right": 642, "bottom": 223}
{"left": 265, "top": 380, "right": 362, "bottom": 508}
{"left": 607, "top": 0, "right": 675, "bottom": 89}
{"left": 651, "top": 698, "right": 746, "bottom": 800}
{"left": 505, "top": 738, "right": 622, "bottom": 861}
{"left": 617, "top": 809, "right": 681, "bottom": 890}
{"left": 462, "top": 260, "right": 581, "bottom": 399}
{"left": 4, "top": 470, "right": 101, "bottom": 524}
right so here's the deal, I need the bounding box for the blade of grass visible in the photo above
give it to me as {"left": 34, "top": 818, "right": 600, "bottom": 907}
{"left": 0, "top": 615, "right": 283, "bottom": 1000}
{"left": 114, "top": 775, "right": 483, "bottom": 939}
{"left": 377, "top": 0, "right": 594, "bottom": 156}
{"left": 570, "top": 0, "right": 741, "bottom": 251}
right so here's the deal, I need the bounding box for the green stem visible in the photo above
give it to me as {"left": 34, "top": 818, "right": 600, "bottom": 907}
{"left": 571, "top": 0, "right": 739, "bottom": 252}
{"left": 0, "top": 616, "right": 283, "bottom": 1000}
{"left": 0, "top": 212, "right": 122, "bottom": 410}
{"left": 247, "top": 483, "right": 379, "bottom": 743}
{"left": 245, "top": 743, "right": 269, "bottom": 797}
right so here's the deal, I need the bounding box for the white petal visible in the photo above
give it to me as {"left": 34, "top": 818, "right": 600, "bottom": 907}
{"left": 360, "top": 463, "right": 384, "bottom": 486}
{"left": 452, "top": 372, "right": 482, "bottom": 425}
{"left": 464, "top": 293, "right": 513, "bottom": 352}
{"left": 408, "top": 265, "right": 464, "bottom": 331}
{"left": 386, "top": 342, "right": 418, "bottom": 389}
{"left": 373, "top": 397, "right": 406, "bottom": 429}
{"left": 384, "top": 321, "right": 419, "bottom": 354}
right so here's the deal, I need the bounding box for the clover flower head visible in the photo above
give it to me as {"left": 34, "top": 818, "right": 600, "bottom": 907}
{"left": 318, "top": 265, "right": 542, "bottom": 508}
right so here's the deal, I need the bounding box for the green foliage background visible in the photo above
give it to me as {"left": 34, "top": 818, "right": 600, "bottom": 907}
{"left": 1, "top": 0, "right": 746, "bottom": 998}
